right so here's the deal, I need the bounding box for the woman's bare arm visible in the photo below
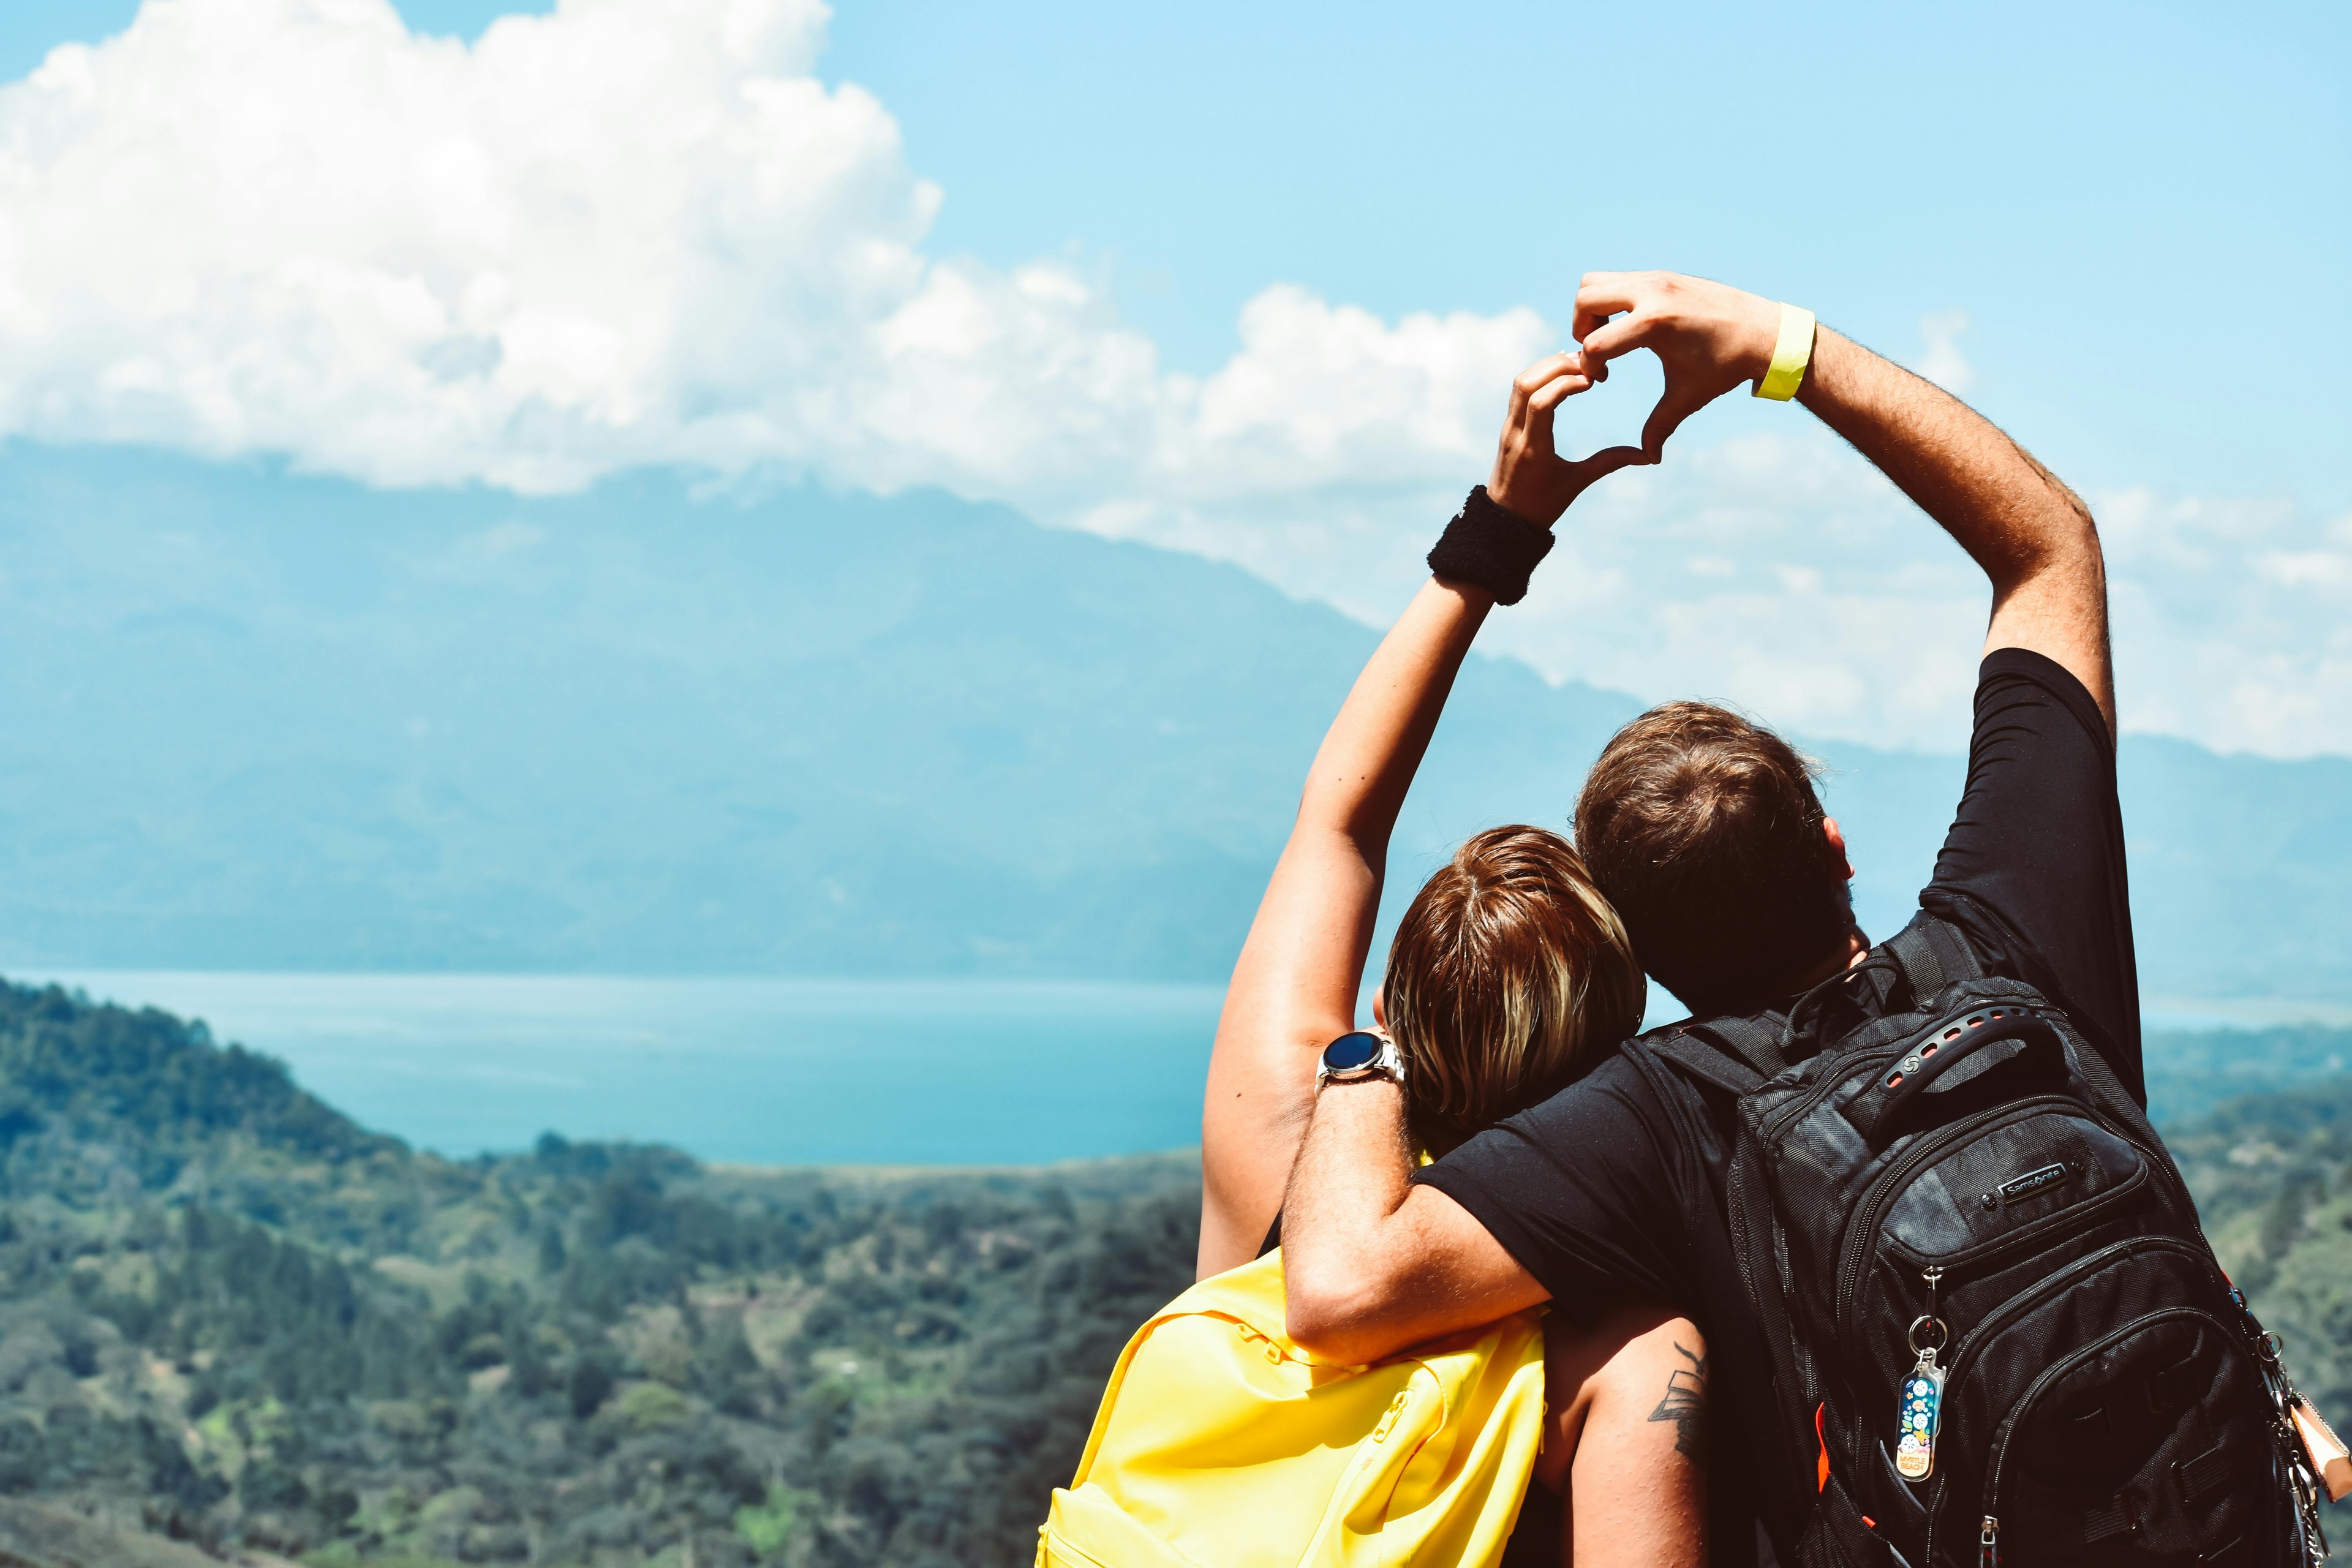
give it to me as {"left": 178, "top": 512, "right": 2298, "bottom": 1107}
{"left": 1196, "top": 576, "right": 1493, "bottom": 1275}
{"left": 1196, "top": 353, "right": 1643, "bottom": 1277}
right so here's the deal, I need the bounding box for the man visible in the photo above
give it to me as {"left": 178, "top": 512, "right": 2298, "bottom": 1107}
{"left": 1278, "top": 271, "right": 2132, "bottom": 1566}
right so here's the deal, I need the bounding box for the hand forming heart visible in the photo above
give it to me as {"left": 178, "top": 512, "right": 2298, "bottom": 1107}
{"left": 1572, "top": 271, "right": 1787, "bottom": 461}
{"left": 1485, "top": 351, "right": 1649, "bottom": 529}
{"left": 1488, "top": 272, "right": 1793, "bottom": 527}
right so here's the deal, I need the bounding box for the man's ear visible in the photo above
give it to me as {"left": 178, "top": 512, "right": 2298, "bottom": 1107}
{"left": 1371, "top": 989, "right": 1389, "bottom": 1033}
{"left": 1822, "top": 816, "right": 1856, "bottom": 881}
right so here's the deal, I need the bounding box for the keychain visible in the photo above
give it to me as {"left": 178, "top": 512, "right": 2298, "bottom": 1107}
{"left": 1896, "top": 1268, "right": 1948, "bottom": 1483}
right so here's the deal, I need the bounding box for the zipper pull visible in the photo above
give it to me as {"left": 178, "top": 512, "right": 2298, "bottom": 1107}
{"left": 1980, "top": 1515, "right": 2000, "bottom": 1567}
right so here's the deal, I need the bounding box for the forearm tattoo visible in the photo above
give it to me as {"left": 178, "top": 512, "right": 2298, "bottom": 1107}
{"left": 1646, "top": 1341, "right": 1708, "bottom": 1461}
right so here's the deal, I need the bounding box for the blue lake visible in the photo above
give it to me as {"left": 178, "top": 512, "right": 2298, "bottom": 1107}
{"left": 32, "top": 972, "right": 1227, "bottom": 1166}
{"left": 23, "top": 972, "right": 2348, "bottom": 1164}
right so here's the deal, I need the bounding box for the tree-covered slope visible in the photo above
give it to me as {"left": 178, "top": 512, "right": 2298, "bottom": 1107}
{"left": 0, "top": 978, "right": 1199, "bottom": 1568}
{"left": 0, "top": 996, "right": 2350, "bottom": 1568}
{"left": 2169, "top": 1077, "right": 2352, "bottom": 1453}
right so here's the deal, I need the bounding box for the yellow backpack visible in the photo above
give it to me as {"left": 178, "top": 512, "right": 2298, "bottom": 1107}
{"left": 1037, "top": 1248, "right": 1548, "bottom": 1568}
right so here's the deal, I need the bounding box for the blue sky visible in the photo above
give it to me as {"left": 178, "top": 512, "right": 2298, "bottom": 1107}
{"left": 1, "top": 0, "right": 2346, "bottom": 754}
{"left": 828, "top": 0, "right": 2351, "bottom": 504}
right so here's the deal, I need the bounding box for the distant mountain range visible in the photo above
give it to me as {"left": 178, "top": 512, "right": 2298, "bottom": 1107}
{"left": 0, "top": 442, "right": 2344, "bottom": 1002}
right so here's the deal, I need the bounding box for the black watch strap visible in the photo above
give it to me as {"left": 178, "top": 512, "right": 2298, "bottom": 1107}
{"left": 1427, "top": 486, "right": 1554, "bottom": 606}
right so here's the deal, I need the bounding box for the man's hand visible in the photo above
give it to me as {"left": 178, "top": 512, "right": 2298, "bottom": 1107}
{"left": 1487, "top": 352, "right": 1649, "bottom": 527}
{"left": 1572, "top": 272, "right": 1785, "bottom": 459}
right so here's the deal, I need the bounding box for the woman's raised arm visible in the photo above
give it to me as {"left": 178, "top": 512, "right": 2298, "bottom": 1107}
{"left": 1195, "top": 352, "right": 1643, "bottom": 1276}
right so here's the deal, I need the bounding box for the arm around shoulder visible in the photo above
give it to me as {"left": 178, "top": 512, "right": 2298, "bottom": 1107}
{"left": 1278, "top": 1077, "right": 1546, "bottom": 1365}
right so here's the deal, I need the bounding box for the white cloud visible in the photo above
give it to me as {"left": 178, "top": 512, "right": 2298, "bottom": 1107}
{"left": 2098, "top": 492, "right": 2352, "bottom": 756}
{"left": 1474, "top": 430, "right": 1993, "bottom": 747}
{"left": 0, "top": 0, "right": 2342, "bottom": 761}
{"left": 1912, "top": 309, "right": 1974, "bottom": 393}
{"left": 0, "top": 0, "right": 1526, "bottom": 514}
{"left": 1461, "top": 438, "right": 2352, "bottom": 758}
{"left": 1488, "top": 453, "right": 2352, "bottom": 758}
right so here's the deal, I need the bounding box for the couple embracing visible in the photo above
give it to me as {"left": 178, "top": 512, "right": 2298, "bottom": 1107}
{"left": 1045, "top": 273, "right": 2323, "bottom": 1568}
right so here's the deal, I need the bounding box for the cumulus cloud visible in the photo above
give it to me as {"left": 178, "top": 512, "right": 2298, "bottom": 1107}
{"left": 1473, "top": 447, "right": 2352, "bottom": 758}
{"left": 0, "top": 0, "right": 2340, "bottom": 760}
{"left": 2099, "top": 492, "right": 2352, "bottom": 756}
{"left": 0, "top": 0, "right": 1528, "bottom": 511}
{"left": 0, "top": 0, "right": 1099, "bottom": 491}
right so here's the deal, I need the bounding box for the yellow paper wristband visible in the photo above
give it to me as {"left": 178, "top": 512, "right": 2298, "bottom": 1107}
{"left": 1754, "top": 303, "right": 1816, "bottom": 401}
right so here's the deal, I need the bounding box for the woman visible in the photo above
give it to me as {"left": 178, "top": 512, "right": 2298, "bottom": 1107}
{"left": 1199, "top": 352, "right": 1708, "bottom": 1566}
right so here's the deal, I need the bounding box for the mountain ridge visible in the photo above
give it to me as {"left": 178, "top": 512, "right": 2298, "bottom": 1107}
{"left": 0, "top": 442, "right": 2343, "bottom": 1000}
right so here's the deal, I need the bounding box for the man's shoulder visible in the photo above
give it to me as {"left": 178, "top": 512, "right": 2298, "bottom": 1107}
{"left": 1496, "top": 1038, "right": 1714, "bottom": 1149}
{"left": 1534, "top": 1039, "right": 1668, "bottom": 1113}
{"left": 1973, "top": 647, "right": 2113, "bottom": 757}
{"left": 1419, "top": 1040, "right": 1733, "bottom": 1212}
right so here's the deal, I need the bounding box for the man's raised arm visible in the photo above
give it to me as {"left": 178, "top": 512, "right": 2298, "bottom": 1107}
{"left": 1575, "top": 272, "right": 2114, "bottom": 734}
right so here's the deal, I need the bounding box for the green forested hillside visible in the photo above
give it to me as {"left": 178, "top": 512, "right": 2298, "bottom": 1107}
{"left": 0, "top": 980, "right": 1197, "bottom": 1568}
{"left": 0, "top": 977, "right": 2346, "bottom": 1568}
{"left": 2168, "top": 1076, "right": 2352, "bottom": 1452}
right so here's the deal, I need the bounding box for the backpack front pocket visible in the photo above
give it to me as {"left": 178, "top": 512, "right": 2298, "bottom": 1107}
{"left": 1975, "top": 1308, "right": 2280, "bottom": 1567}
{"left": 1877, "top": 1108, "right": 2149, "bottom": 1271}
{"left": 1908, "top": 1248, "right": 2262, "bottom": 1567}
{"left": 1834, "top": 1099, "right": 2193, "bottom": 1414}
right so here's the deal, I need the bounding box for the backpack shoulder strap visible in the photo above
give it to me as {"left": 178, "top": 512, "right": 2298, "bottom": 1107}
{"left": 1883, "top": 909, "right": 1984, "bottom": 999}
{"left": 1640, "top": 1022, "right": 1773, "bottom": 1096}
{"left": 1689, "top": 1014, "right": 1789, "bottom": 1080}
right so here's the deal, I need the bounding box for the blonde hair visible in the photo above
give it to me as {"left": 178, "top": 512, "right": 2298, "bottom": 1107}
{"left": 1381, "top": 825, "right": 1646, "bottom": 1152}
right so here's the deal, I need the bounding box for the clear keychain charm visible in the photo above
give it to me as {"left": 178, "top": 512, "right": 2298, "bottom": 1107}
{"left": 1898, "top": 1278, "right": 1949, "bottom": 1483}
{"left": 1896, "top": 1346, "right": 1945, "bottom": 1480}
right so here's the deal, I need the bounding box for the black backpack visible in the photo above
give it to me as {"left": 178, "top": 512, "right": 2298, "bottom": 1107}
{"left": 1643, "top": 912, "right": 2331, "bottom": 1568}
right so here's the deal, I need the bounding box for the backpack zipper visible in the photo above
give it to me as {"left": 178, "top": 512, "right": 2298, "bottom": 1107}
{"left": 1937, "top": 1237, "right": 2212, "bottom": 1420}
{"left": 1919, "top": 1240, "right": 2215, "bottom": 1565}
{"left": 1977, "top": 1307, "right": 2237, "bottom": 1566}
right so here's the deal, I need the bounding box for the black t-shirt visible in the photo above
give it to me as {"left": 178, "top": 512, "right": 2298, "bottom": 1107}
{"left": 1417, "top": 649, "right": 2138, "bottom": 1567}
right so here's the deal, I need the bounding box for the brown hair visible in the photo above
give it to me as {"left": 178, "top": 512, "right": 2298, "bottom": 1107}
{"left": 1381, "top": 826, "right": 1645, "bottom": 1152}
{"left": 1573, "top": 701, "right": 1850, "bottom": 1014}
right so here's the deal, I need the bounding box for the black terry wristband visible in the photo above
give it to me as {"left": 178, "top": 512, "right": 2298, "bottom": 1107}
{"left": 1427, "top": 486, "right": 1554, "bottom": 606}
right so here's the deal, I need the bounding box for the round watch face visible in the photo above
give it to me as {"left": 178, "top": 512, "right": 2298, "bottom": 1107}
{"left": 1322, "top": 1031, "right": 1384, "bottom": 1073}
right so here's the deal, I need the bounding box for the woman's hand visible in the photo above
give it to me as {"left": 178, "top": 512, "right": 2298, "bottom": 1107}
{"left": 1487, "top": 351, "right": 1651, "bottom": 527}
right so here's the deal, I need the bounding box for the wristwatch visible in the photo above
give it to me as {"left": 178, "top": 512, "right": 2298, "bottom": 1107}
{"left": 1317, "top": 1030, "right": 1406, "bottom": 1090}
